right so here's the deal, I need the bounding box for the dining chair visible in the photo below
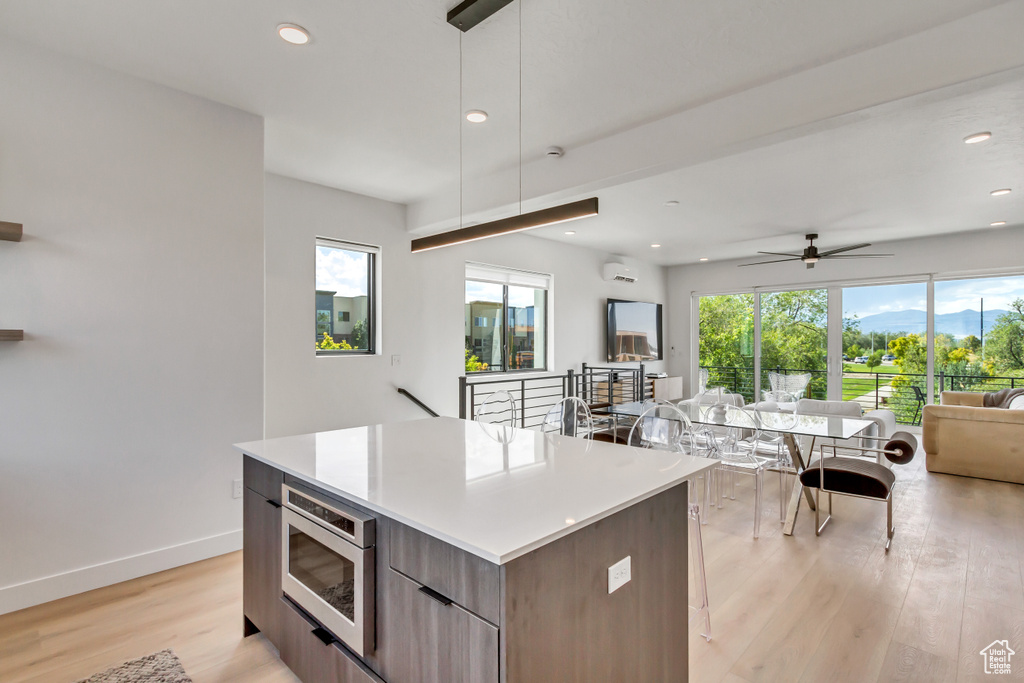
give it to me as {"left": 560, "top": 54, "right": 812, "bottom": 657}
{"left": 748, "top": 393, "right": 798, "bottom": 522}
{"left": 768, "top": 371, "right": 812, "bottom": 400}
{"left": 475, "top": 390, "right": 517, "bottom": 426}
{"left": 541, "top": 396, "right": 594, "bottom": 438}
{"left": 626, "top": 402, "right": 711, "bottom": 641}
{"left": 711, "top": 403, "right": 780, "bottom": 539}
{"left": 626, "top": 402, "right": 696, "bottom": 453}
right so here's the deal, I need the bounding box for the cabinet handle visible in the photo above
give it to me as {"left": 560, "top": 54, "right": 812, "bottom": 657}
{"left": 266, "top": 499, "right": 282, "bottom": 508}
{"left": 418, "top": 585, "right": 453, "bottom": 606}
{"left": 311, "top": 627, "right": 337, "bottom": 646}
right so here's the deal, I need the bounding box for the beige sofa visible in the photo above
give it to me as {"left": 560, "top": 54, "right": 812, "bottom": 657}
{"left": 923, "top": 391, "right": 1024, "bottom": 485}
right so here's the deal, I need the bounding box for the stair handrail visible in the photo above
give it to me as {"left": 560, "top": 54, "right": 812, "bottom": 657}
{"left": 397, "top": 387, "right": 440, "bottom": 417}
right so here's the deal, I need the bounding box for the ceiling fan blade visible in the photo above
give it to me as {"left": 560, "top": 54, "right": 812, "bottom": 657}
{"left": 755, "top": 251, "right": 803, "bottom": 258}
{"left": 818, "top": 243, "right": 872, "bottom": 257}
{"left": 822, "top": 253, "right": 894, "bottom": 259}
{"left": 738, "top": 257, "right": 802, "bottom": 267}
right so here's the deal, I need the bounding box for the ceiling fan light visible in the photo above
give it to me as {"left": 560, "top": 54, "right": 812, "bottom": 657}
{"left": 803, "top": 257, "right": 820, "bottom": 264}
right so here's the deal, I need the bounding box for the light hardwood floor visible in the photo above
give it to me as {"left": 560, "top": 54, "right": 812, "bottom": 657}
{"left": 1, "top": 453, "right": 1022, "bottom": 682}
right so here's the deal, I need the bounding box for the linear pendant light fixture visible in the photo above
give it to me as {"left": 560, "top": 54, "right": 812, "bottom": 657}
{"left": 415, "top": 0, "right": 599, "bottom": 253}
{"left": 411, "top": 197, "right": 598, "bottom": 252}
{"left": 447, "top": 0, "right": 515, "bottom": 32}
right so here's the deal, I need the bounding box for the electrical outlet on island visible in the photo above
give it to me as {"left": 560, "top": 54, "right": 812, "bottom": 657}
{"left": 608, "top": 556, "right": 631, "bottom": 594}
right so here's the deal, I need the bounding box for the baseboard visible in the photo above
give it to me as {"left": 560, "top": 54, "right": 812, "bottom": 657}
{"left": 0, "top": 529, "right": 243, "bottom": 616}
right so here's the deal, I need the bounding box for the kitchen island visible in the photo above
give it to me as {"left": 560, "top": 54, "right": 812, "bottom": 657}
{"left": 235, "top": 416, "right": 715, "bottom": 683}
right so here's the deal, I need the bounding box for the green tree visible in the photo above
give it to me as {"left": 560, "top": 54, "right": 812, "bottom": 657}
{"left": 865, "top": 350, "right": 883, "bottom": 371}
{"left": 316, "top": 332, "right": 352, "bottom": 351}
{"left": 986, "top": 299, "right": 1024, "bottom": 370}
{"left": 960, "top": 334, "right": 982, "bottom": 354}
{"left": 351, "top": 319, "right": 368, "bottom": 350}
{"left": 890, "top": 334, "right": 927, "bottom": 374}
{"left": 847, "top": 345, "right": 864, "bottom": 360}
{"left": 465, "top": 348, "right": 488, "bottom": 372}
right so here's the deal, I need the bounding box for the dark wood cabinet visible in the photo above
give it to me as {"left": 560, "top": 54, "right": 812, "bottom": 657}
{"left": 388, "top": 521, "right": 499, "bottom": 625}
{"left": 377, "top": 568, "right": 498, "bottom": 683}
{"left": 242, "top": 454, "right": 689, "bottom": 683}
{"left": 279, "top": 598, "right": 384, "bottom": 683}
{"left": 242, "top": 484, "right": 281, "bottom": 644}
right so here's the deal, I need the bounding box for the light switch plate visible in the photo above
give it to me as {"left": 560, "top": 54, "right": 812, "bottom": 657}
{"left": 608, "top": 556, "right": 631, "bottom": 594}
{"left": 232, "top": 479, "right": 243, "bottom": 499}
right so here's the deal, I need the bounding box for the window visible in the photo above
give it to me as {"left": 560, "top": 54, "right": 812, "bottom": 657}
{"left": 315, "top": 238, "right": 378, "bottom": 355}
{"left": 465, "top": 263, "right": 549, "bottom": 373}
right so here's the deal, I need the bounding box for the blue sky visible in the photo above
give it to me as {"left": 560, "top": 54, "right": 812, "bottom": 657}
{"left": 843, "top": 276, "right": 1024, "bottom": 319}
{"left": 316, "top": 246, "right": 368, "bottom": 297}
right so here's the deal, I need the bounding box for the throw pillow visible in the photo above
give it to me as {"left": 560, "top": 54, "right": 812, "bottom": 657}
{"left": 1008, "top": 395, "right": 1024, "bottom": 411}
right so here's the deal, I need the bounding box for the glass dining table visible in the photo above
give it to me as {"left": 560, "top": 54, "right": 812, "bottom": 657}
{"left": 595, "top": 401, "right": 875, "bottom": 535}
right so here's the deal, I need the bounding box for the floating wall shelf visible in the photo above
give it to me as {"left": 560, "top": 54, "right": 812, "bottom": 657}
{"left": 0, "top": 221, "right": 23, "bottom": 242}
{"left": 0, "top": 330, "right": 24, "bottom": 342}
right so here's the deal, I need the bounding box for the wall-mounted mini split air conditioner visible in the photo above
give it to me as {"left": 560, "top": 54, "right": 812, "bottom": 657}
{"left": 602, "top": 262, "right": 637, "bottom": 283}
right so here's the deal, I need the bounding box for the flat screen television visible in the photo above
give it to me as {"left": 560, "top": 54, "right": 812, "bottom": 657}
{"left": 606, "top": 299, "right": 663, "bottom": 362}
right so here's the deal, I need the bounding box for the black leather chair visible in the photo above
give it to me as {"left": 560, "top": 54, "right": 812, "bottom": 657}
{"left": 799, "top": 432, "right": 917, "bottom": 551}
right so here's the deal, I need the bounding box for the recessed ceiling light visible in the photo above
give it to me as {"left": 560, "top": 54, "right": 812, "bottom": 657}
{"left": 466, "top": 110, "right": 488, "bottom": 123}
{"left": 699, "top": 257, "right": 709, "bottom": 262}
{"left": 650, "top": 243, "right": 661, "bottom": 248}
{"left": 664, "top": 200, "right": 679, "bottom": 207}
{"left": 277, "top": 24, "right": 310, "bottom": 45}
{"left": 564, "top": 230, "right": 576, "bottom": 235}
{"left": 964, "top": 132, "right": 992, "bottom": 144}
{"left": 991, "top": 188, "right": 1012, "bottom": 196}
{"left": 991, "top": 221, "right": 1007, "bottom": 226}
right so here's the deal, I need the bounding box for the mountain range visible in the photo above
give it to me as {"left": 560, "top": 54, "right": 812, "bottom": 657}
{"left": 853, "top": 308, "right": 1008, "bottom": 338}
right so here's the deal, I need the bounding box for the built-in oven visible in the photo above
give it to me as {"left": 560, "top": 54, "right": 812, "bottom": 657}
{"left": 281, "top": 482, "right": 375, "bottom": 657}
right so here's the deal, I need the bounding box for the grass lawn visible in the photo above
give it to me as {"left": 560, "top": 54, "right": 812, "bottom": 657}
{"left": 841, "top": 364, "right": 897, "bottom": 400}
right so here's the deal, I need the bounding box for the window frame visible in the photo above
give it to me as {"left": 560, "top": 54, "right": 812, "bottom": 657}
{"left": 465, "top": 263, "right": 551, "bottom": 375}
{"left": 315, "top": 237, "right": 379, "bottom": 357}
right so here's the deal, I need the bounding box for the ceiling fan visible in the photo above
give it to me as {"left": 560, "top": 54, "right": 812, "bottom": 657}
{"left": 739, "top": 233, "right": 893, "bottom": 269}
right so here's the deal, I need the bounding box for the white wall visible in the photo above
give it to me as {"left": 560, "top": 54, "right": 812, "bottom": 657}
{"left": 0, "top": 42, "right": 264, "bottom": 614}
{"left": 667, "top": 226, "right": 1024, "bottom": 385}
{"left": 265, "top": 173, "right": 668, "bottom": 437}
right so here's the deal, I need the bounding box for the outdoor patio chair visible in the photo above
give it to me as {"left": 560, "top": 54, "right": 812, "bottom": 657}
{"left": 768, "top": 371, "right": 812, "bottom": 400}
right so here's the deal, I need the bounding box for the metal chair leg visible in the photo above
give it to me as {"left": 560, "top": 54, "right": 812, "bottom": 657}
{"left": 885, "top": 494, "right": 894, "bottom": 552}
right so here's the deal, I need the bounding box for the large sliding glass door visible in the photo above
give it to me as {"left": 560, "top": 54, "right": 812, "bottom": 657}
{"left": 841, "top": 283, "right": 928, "bottom": 424}
{"left": 934, "top": 275, "right": 1024, "bottom": 399}
{"left": 759, "top": 289, "right": 829, "bottom": 401}
{"left": 698, "top": 294, "right": 755, "bottom": 402}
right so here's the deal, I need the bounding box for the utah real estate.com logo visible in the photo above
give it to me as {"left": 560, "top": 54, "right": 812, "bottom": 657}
{"left": 980, "top": 640, "right": 1015, "bottom": 675}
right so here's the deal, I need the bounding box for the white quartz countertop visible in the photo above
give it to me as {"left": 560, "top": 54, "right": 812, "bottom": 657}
{"left": 235, "top": 416, "right": 716, "bottom": 565}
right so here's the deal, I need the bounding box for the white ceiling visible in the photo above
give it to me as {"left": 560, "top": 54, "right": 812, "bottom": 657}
{"left": 1, "top": 0, "right": 1022, "bottom": 266}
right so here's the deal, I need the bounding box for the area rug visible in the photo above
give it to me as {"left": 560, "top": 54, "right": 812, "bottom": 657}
{"left": 73, "top": 649, "right": 192, "bottom": 683}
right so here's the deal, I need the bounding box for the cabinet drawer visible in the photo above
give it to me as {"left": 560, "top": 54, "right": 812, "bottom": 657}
{"left": 244, "top": 456, "right": 283, "bottom": 503}
{"left": 243, "top": 487, "right": 281, "bottom": 644}
{"left": 279, "top": 599, "right": 384, "bottom": 683}
{"left": 379, "top": 569, "right": 498, "bottom": 683}
{"left": 389, "top": 522, "right": 499, "bottom": 624}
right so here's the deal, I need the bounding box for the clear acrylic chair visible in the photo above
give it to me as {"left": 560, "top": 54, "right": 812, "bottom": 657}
{"left": 626, "top": 403, "right": 711, "bottom": 641}
{"left": 750, "top": 392, "right": 798, "bottom": 522}
{"left": 541, "top": 397, "right": 594, "bottom": 438}
{"left": 767, "top": 371, "right": 811, "bottom": 400}
{"left": 475, "top": 390, "right": 517, "bottom": 426}
{"left": 627, "top": 402, "right": 697, "bottom": 453}
{"left": 712, "top": 403, "right": 780, "bottom": 539}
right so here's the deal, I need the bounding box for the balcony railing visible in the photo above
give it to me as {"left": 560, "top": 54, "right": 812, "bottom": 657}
{"left": 701, "top": 364, "right": 1023, "bottom": 426}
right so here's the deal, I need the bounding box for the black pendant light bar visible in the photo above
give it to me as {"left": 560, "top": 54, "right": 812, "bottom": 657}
{"left": 411, "top": 198, "right": 599, "bottom": 253}
{"left": 447, "top": 0, "right": 515, "bottom": 32}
